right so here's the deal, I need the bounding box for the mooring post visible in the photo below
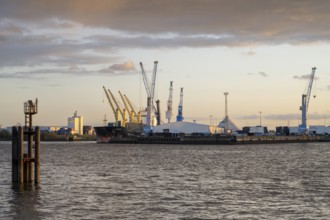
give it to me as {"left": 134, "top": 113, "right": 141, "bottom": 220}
{"left": 23, "top": 154, "right": 29, "bottom": 182}
{"left": 18, "top": 126, "right": 24, "bottom": 183}
{"left": 28, "top": 127, "right": 34, "bottom": 182}
{"left": 12, "top": 98, "right": 40, "bottom": 184}
{"left": 12, "top": 127, "right": 18, "bottom": 182}
{"left": 34, "top": 126, "right": 40, "bottom": 184}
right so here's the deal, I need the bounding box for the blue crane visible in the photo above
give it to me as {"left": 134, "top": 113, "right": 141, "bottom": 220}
{"left": 299, "top": 67, "right": 316, "bottom": 133}
{"left": 166, "top": 81, "right": 174, "bottom": 123}
{"left": 176, "top": 87, "right": 184, "bottom": 122}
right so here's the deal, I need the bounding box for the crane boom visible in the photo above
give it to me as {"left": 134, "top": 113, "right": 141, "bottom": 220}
{"left": 108, "top": 89, "right": 126, "bottom": 127}
{"left": 299, "top": 67, "right": 316, "bottom": 133}
{"left": 124, "top": 94, "right": 142, "bottom": 123}
{"left": 150, "top": 61, "right": 158, "bottom": 102}
{"left": 140, "top": 62, "right": 151, "bottom": 97}
{"left": 103, "top": 86, "right": 118, "bottom": 123}
{"left": 118, "top": 91, "right": 134, "bottom": 123}
{"left": 139, "top": 61, "right": 159, "bottom": 128}
{"left": 305, "top": 67, "right": 316, "bottom": 111}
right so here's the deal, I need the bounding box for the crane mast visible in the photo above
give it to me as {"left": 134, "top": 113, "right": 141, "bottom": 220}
{"left": 166, "top": 81, "right": 174, "bottom": 123}
{"left": 176, "top": 87, "right": 184, "bottom": 122}
{"left": 299, "top": 67, "right": 316, "bottom": 133}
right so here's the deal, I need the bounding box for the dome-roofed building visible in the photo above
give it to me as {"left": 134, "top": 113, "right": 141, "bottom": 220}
{"left": 153, "top": 121, "right": 222, "bottom": 136}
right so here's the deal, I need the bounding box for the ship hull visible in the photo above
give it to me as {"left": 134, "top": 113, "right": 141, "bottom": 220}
{"left": 94, "top": 126, "right": 127, "bottom": 143}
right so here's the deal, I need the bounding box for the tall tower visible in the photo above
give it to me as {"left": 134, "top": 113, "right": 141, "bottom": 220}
{"left": 166, "top": 81, "right": 174, "bottom": 123}
{"left": 224, "top": 92, "right": 229, "bottom": 131}
{"left": 218, "top": 92, "right": 238, "bottom": 133}
{"left": 176, "top": 88, "right": 184, "bottom": 122}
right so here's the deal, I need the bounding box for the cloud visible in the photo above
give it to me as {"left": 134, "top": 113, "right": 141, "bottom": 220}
{"left": 242, "top": 50, "right": 256, "bottom": 56}
{"left": 293, "top": 74, "right": 311, "bottom": 80}
{"left": 99, "top": 61, "right": 136, "bottom": 73}
{"left": 108, "top": 61, "right": 135, "bottom": 71}
{"left": 1, "top": 0, "right": 330, "bottom": 45}
{"left": 248, "top": 72, "right": 268, "bottom": 77}
{"left": 0, "top": 61, "right": 138, "bottom": 79}
{"left": 68, "top": 64, "right": 86, "bottom": 72}
{"left": 1, "top": 1, "right": 330, "bottom": 80}
{"left": 293, "top": 74, "right": 319, "bottom": 80}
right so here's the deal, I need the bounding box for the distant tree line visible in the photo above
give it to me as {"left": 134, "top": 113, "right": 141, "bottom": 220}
{"left": 0, "top": 130, "right": 11, "bottom": 140}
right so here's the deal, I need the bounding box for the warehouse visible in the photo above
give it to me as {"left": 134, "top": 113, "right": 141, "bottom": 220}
{"left": 153, "top": 121, "right": 222, "bottom": 136}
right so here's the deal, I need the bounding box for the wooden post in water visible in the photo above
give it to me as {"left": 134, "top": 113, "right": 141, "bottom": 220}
{"left": 28, "top": 127, "right": 34, "bottom": 182}
{"left": 12, "top": 98, "right": 40, "bottom": 184}
{"left": 11, "top": 127, "right": 18, "bottom": 182}
{"left": 34, "top": 127, "right": 40, "bottom": 183}
{"left": 18, "top": 126, "right": 24, "bottom": 183}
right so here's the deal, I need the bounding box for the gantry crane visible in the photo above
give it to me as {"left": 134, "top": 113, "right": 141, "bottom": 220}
{"left": 140, "top": 61, "right": 160, "bottom": 127}
{"left": 299, "top": 67, "right": 317, "bottom": 133}
{"left": 166, "top": 81, "right": 174, "bottom": 123}
{"left": 176, "top": 87, "right": 184, "bottom": 122}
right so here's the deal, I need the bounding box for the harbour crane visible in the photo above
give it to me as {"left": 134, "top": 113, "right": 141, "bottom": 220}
{"left": 124, "top": 94, "right": 142, "bottom": 123}
{"left": 299, "top": 67, "right": 317, "bottom": 133}
{"left": 103, "top": 86, "right": 119, "bottom": 125}
{"left": 139, "top": 61, "right": 160, "bottom": 127}
{"left": 176, "top": 87, "right": 184, "bottom": 122}
{"left": 118, "top": 91, "right": 135, "bottom": 123}
{"left": 166, "top": 81, "right": 174, "bottom": 123}
{"left": 108, "top": 88, "right": 127, "bottom": 127}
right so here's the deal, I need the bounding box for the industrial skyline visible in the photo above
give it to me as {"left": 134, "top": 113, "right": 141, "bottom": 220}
{"left": 1, "top": 0, "right": 330, "bottom": 129}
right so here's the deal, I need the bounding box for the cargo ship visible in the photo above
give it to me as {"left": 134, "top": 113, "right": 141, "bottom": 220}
{"left": 94, "top": 122, "right": 144, "bottom": 143}
{"left": 94, "top": 123, "right": 330, "bottom": 145}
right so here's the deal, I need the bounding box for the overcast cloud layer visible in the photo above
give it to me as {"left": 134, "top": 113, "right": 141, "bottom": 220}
{"left": 1, "top": 0, "right": 330, "bottom": 79}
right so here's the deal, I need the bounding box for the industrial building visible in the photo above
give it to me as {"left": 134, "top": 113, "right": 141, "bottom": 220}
{"left": 309, "top": 126, "right": 330, "bottom": 135}
{"left": 153, "top": 121, "right": 222, "bottom": 136}
{"left": 242, "top": 126, "right": 268, "bottom": 135}
{"left": 68, "top": 111, "right": 83, "bottom": 135}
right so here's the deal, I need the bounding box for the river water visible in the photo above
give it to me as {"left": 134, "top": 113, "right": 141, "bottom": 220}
{"left": 0, "top": 141, "right": 329, "bottom": 219}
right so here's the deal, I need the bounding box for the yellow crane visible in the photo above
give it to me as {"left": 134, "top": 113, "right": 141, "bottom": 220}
{"left": 103, "top": 86, "right": 119, "bottom": 125}
{"left": 124, "top": 94, "right": 142, "bottom": 123}
{"left": 118, "top": 91, "right": 135, "bottom": 123}
{"left": 108, "top": 88, "right": 127, "bottom": 127}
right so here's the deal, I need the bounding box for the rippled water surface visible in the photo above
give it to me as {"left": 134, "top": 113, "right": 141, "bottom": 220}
{"left": 0, "top": 141, "right": 329, "bottom": 219}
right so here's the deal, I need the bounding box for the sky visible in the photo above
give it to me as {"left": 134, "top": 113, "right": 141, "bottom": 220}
{"left": 1, "top": 0, "right": 330, "bottom": 130}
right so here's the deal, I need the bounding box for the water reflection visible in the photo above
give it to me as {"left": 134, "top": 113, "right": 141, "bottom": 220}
{"left": 10, "top": 183, "right": 41, "bottom": 220}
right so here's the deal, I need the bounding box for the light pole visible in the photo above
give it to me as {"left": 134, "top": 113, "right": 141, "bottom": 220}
{"left": 259, "top": 111, "right": 262, "bottom": 126}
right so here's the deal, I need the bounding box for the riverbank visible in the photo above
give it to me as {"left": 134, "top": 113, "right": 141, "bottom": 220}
{"left": 0, "top": 132, "right": 96, "bottom": 142}
{"left": 99, "top": 134, "right": 330, "bottom": 145}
